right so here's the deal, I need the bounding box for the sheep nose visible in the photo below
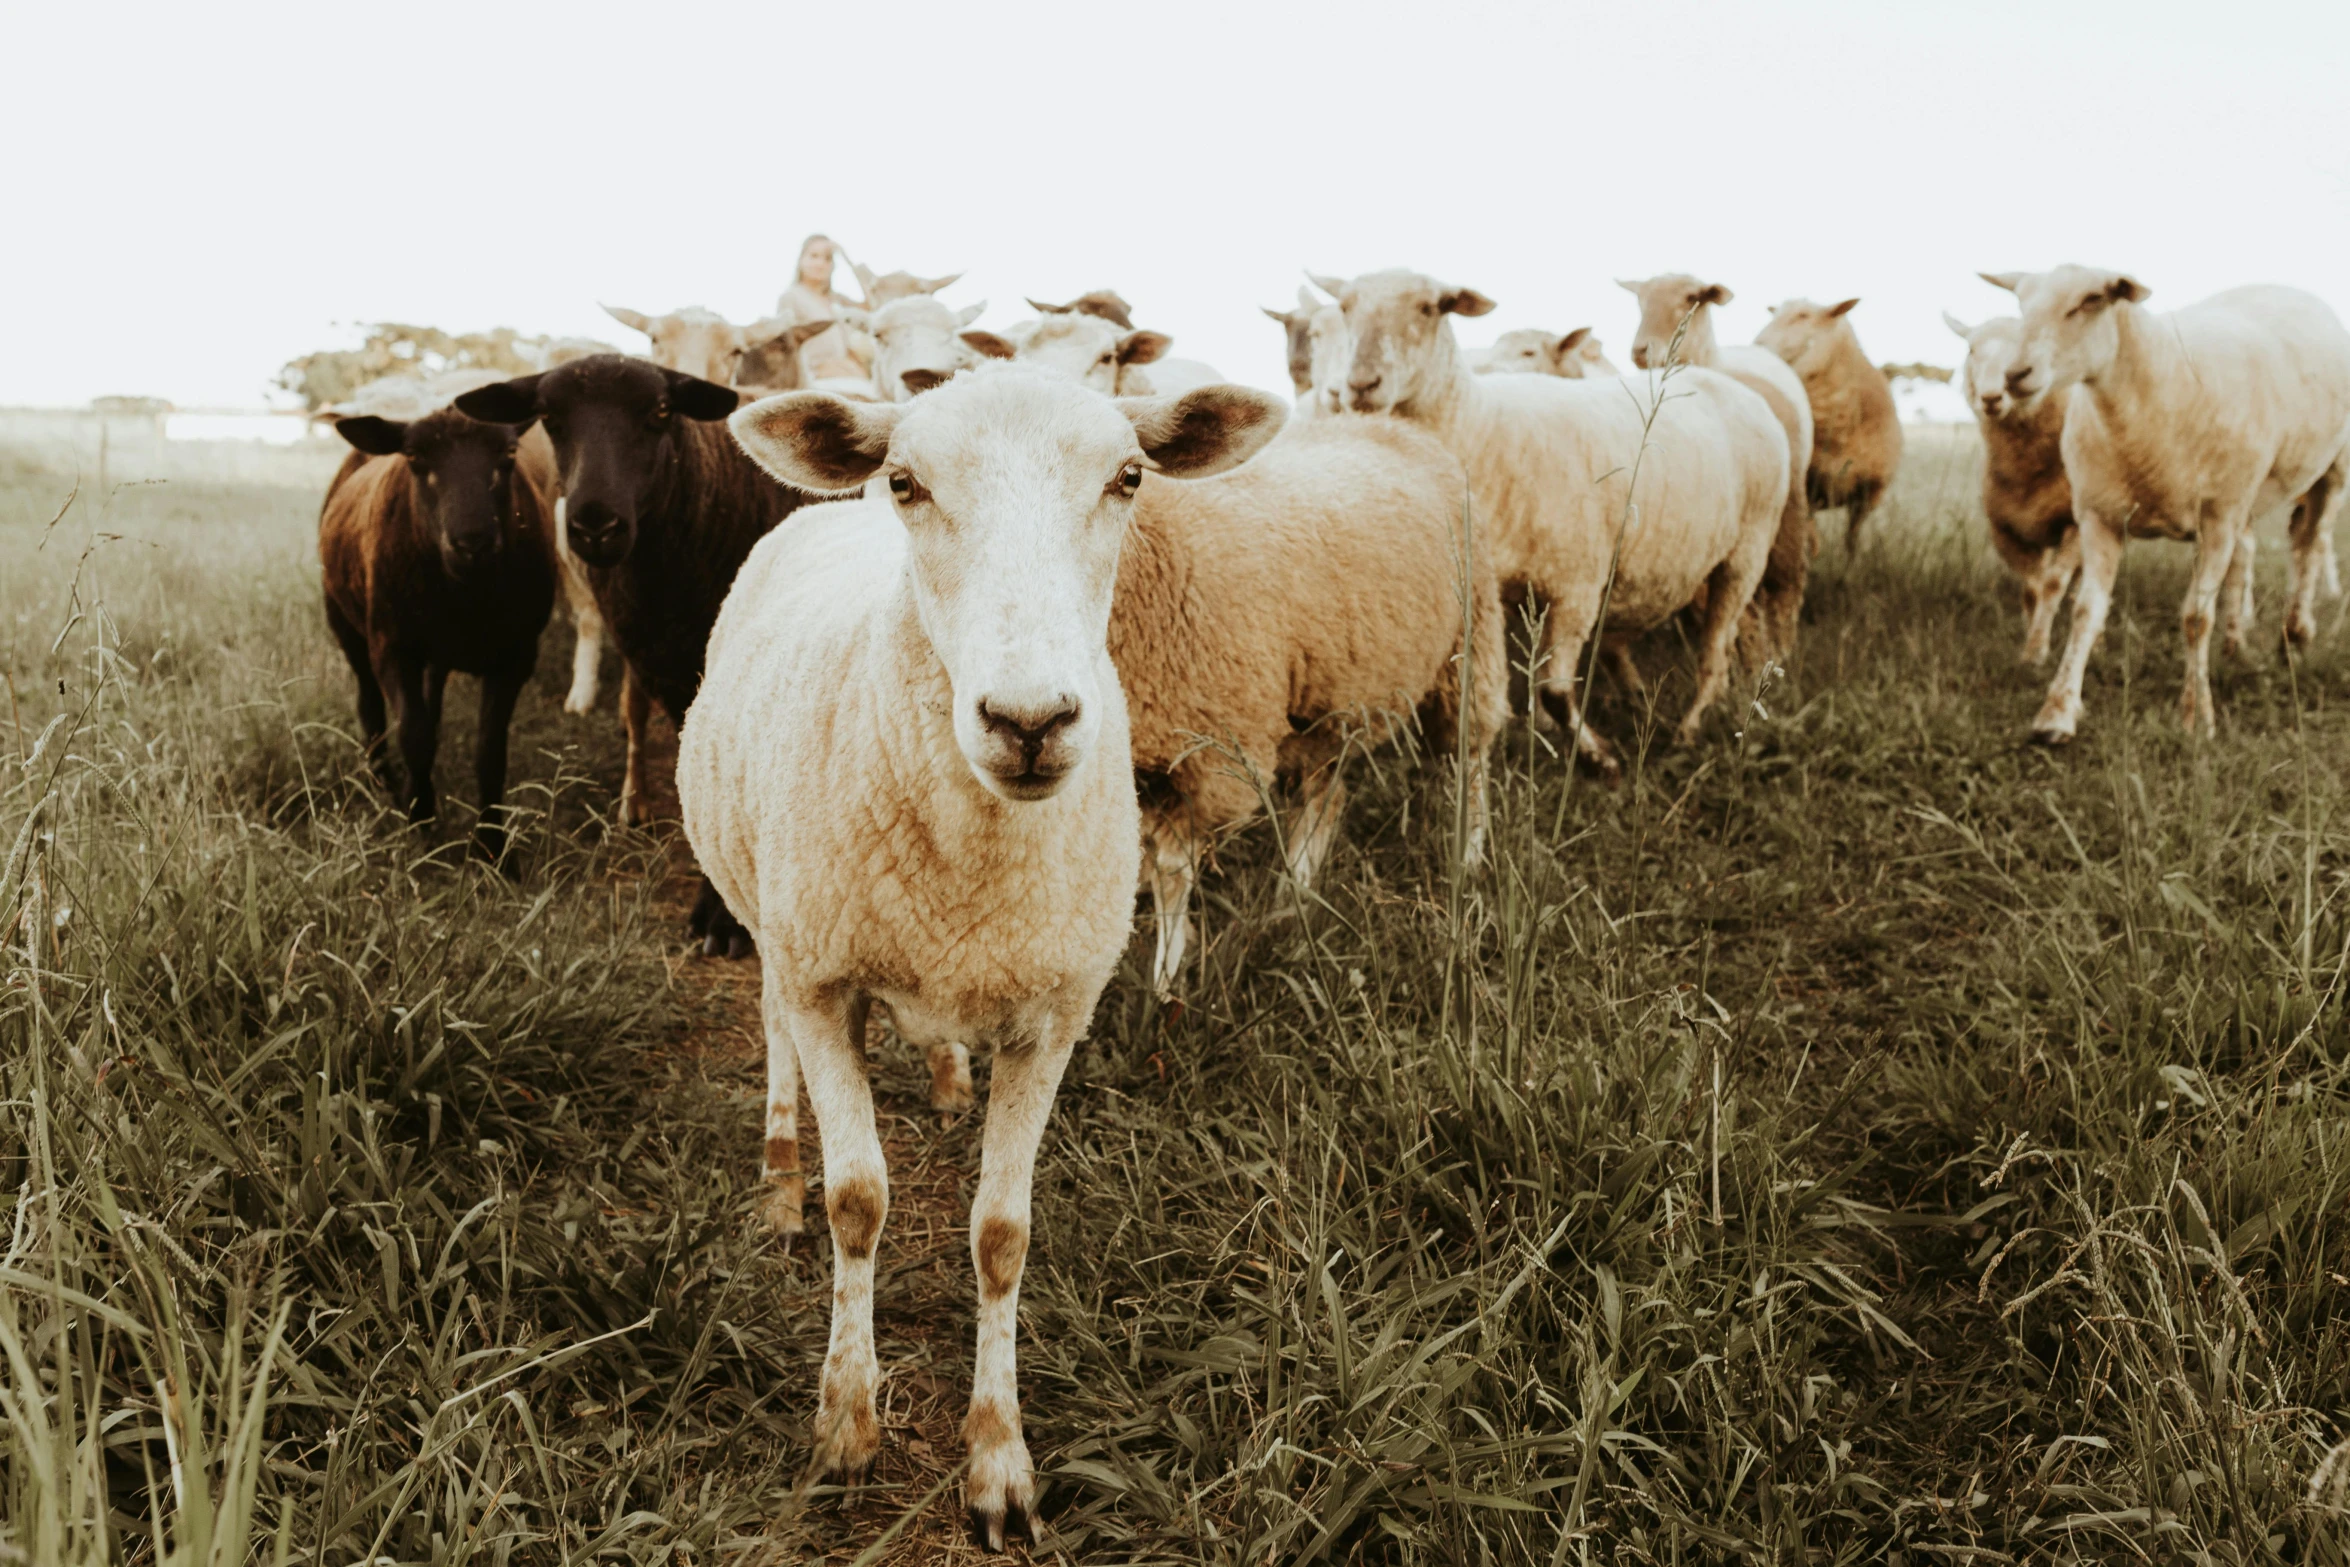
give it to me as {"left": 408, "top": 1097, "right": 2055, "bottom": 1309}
{"left": 978, "top": 696, "right": 1081, "bottom": 753}
{"left": 1630, "top": 345, "right": 1651, "bottom": 369}
{"left": 1347, "top": 373, "right": 1381, "bottom": 395}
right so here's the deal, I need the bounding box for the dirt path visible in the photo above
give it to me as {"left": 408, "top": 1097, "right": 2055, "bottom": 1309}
{"left": 635, "top": 714, "right": 1012, "bottom": 1562}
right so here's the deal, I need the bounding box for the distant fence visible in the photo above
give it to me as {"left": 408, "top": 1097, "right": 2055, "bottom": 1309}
{"left": 0, "top": 406, "right": 340, "bottom": 491}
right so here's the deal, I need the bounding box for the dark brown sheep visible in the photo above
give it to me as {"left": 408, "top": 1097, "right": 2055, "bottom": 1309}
{"left": 320, "top": 408, "right": 557, "bottom": 861}
{"left": 456, "top": 355, "right": 812, "bottom": 956}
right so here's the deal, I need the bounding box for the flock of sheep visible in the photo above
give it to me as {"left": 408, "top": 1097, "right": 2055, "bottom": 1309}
{"left": 313, "top": 252, "right": 2350, "bottom": 1550}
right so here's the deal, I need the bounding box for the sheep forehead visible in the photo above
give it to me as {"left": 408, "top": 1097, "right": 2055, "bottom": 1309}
{"left": 1026, "top": 313, "right": 1118, "bottom": 352}
{"left": 2023, "top": 264, "right": 2119, "bottom": 318}
{"left": 1344, "top": 269, "right": 1440, "bottom": 312}
{"left": 1964, "top": 319, "right": 2025, "bottom": 381}
{"left": 874, "top": 296, "right": 955, "bottom": 339}
{"left": 889, "top": 364, "right": 1134, "bottom": 493}
{"left": 1491, "top": 329, "right": 1551, "bottom": 356}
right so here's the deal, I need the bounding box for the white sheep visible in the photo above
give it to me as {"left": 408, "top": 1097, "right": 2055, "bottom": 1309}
{"left": 602, "top": 303, "right": 821, "bottom": 391}
{"left": 1943, "top": 310, "right": 2085, "bottom": 666}
{"left": 1479, "top": 327, "right": 1617, "bottom": 380}
{"left": 1754, "top": 297, "right": 1905, "bottom": 554}
{"left": 1318, "top": 268, "right": 1790, "bottom": 773}
{"left": 1621, "top": 275, "right": 1818, "bottom": 662}
{"left": 1988, "top": 266, "right": 2350, "bottom": 741}
{"left": 965, "top": 308, "right": 1226, "bottom": 398}
{"left": 862, "top": 294, "right": 990, "bottom": 402}
{"left": 689, "top": 365, "right": 1282, "bottom": 1548}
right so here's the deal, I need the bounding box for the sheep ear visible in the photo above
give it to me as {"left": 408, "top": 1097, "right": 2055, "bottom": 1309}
{"left": 1297, "top": 282, "right": 1323, "bottom": 311}
{"left": 454, "top": 374, "right": 543, "bottom": 425}
{"left": 1026, "top": 297, "right": 1062, "bottom": 316}
{"left": 900, "top": 368, "right": 952, "bottom": 396}
{"left": 954, "top": 300, "right": 988, "bottom": 328}
{"left": 2102, "top": 274, "right": 2150, "bottom": 306}
{"left": 1979, "top": 271, "right": 2024, "bottom": 294}
{"left": 1120, "top": 385, "right": 1287, "bottom": 478}
{"left": 603, "top": 304, "right": 653, "bottom": 335}
{"left": 1438, "top": 287, "right": 1496, "bottom": 318}
{"left": 1697, "top": 283, "right": 1733, "bottom": 307}
{"left": 1556, "top": 326, "right": 1593, "bottom": 355}
{"left": 919, "top": 272, "right": 962, "bottom": 295}
{"left": 1616, "top": 279, "right": 1640, "bottom": 294}
{"left": 960, "top": 330, "right": 1019, "bottom": 361}
{"left": 335, "top": 415, "right": 408, "bottom": 457}
{"left": 1117, "top": 330, "right": 1173, "bottom": 367}
{"left": 730, "top": 392, "right": 906, "bottom": 493}
{"left": 1261, "top": 305, "right": 1294, "bottom": 324}
{"left": 1942, "top": 311, "right": 1975, "bottom": 341}
{"left": 1306, "top": 272, "right": 1347, "bottom": 301}
{"left": 1826, "top": 297, "right": 1860, "bottom": 318}
{"left": 663, "top": 369, "right": 740, "bottom": 421}
{"left": 850, "top": 261, "right": 879, "bottom": 294}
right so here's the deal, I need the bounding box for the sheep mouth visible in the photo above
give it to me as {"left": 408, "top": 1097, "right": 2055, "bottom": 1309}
{"left": 978, "top": 760, "right": 1075, "bottom": 802}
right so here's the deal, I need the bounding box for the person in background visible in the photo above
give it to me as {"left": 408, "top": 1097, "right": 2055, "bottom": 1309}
{"left": 775, "top": 234, "right": 868, "bottom": 384}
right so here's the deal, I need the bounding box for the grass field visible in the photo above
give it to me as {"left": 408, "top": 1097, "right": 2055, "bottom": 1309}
{"left": 6, "top": 420, "right": 2350, "bottom": 1565}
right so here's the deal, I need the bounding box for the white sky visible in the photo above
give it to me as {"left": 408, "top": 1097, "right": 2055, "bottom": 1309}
{"left": 7, "top": 0, "right": 2348, "bottom": 413}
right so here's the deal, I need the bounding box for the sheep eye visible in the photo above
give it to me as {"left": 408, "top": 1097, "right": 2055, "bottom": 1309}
{"left": 1111, "top": 462, "right": 1143, "bottom": 498}
{"left": 888, "top": 470, "right": 927, "bottom": 504}
{"left": 1420, "top": 302, "right": 1435, "bottom": 316}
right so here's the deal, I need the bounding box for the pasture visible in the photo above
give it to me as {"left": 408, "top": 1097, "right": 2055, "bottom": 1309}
{"left": 6, "top": 421, "right": 2350, "bottom": 1564}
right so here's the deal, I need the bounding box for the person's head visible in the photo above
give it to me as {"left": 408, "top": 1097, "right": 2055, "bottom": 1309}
{"left": 798, "top": 235, "right": 837, "bottom": 290}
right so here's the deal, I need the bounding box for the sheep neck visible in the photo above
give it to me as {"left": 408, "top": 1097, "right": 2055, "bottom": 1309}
{"left": 2074, "top": 303, "right": 2177, "bottom": 422}
{"left": 1674, "top": 308, "right": 1723, "bottom": 369}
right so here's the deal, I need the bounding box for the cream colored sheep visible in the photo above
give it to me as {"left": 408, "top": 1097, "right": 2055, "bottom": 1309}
{"left": 1988, "top": 265, "right": 2350, "bottom": 741}
{"left": 1262, "top": 284, "right": 1326, "bottom": 397}
{"left": 1320, "top": 269, "right": 1790, "bottom": 774}
{"left": 965, "top": 309, "right": 1226, "bottom": 398}
{"left": 1754, "top": 297, "right": 1904, "bottom": 554}
{"left": 1114, "top": 415, "right": 1506, "bottom": 996}
{"left": 1480, "top": 327, "right": 1617, "bottom": 379}
{"left": 696, "top": 365, "right": 1282, "bottom": 1548}
{"left": 1622, "top": 275, "right": 1818, "bottom": 662}
{"left": 1944, "top": 311, "right": 2083, "bottom": 666}
{"left": 864, "top": 294, "right": 990, "bottom": 402}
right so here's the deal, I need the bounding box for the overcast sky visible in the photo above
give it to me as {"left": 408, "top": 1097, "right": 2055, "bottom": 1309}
{"left": 7, "top": 0, "right": 2347, "bottom": 411}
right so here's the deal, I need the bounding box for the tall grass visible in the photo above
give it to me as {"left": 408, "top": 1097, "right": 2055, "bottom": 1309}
{"left": 6, "top": 425, "right": 2350, "bottom": 1563}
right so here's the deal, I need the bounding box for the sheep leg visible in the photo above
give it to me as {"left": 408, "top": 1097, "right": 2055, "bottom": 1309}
{"left": 617, "top": 664, "right": 654, "bottom": 827}
{"left": 1285, "top": 765, "right": 1348, "bottom": 888}
{"left": 1677, "top": 554, "right": 1759, "bottom": 747}
{"left": 326, "top": 600, "right": 392, "bottom": 788}
{"left": 758, "top": 959, "right": 806, "bottom": 1237}
{"left": 554, "top": 498, "right": 605, "bottom": 715}
{"left": 2022, "top": 527, "right": 2082, "bottom": 668}
{"left": 2178, "top": 511, "right": 2242, "bottom": 737}
{"left": 794, "top": 991, "right": 888, "bottom": 1482}
{"left": 386, "top": 655, "right": 442, "bottom": 824}
{"left": 1604, "top": 642, "right": 1646, "bottom": 697}
{"left": 1533, "top": 607, "right": 1620, "bottom": 780}
{"left": 471, "top": 665, "right": 527, "bottom": 865}
{"left": 964, "top": 1002, "right": 1086, "bottom": 1551}
{"left": 2285, "top": 456, "right": 2348, "bottom": 651}
{"left": 1146, "top": 817, "right": 1198, "bottom": 1001}
{"left": 1843, "top": 481, "right": 1883, "bottom": 556}
{"left": 2032, "top": 510, "right": 2125, "bottom": 744}
{"left": 2219, "top": 531, "right": 2257, "bottom": 658}
{"left": 927, "top": 1044, "right": 974, "bottom": 1115}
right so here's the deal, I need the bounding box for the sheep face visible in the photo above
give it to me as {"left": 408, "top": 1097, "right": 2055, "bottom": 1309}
{"left": 1327, "top": 270, "right": 1496, "bottom": 415}
{"left": 604, "top": 305, "right": 754, "bottom": 386}
{"left": 1754, "top": 297, "right": 1863, "bottom": 382}
{"left": 1623, "top": 275, "right": 1730, "bottom": 371}
{"left": 1483, "top": 327, "right": 1599, "bottom": 379}
{"left": 1013, "top": 313, "right": 1172, "bottom": 396}
{"left": 1306, "top": 306, "right": 1351, "bottom": 416}
{"left": 870, "top": 296, "right": 989, "bottom": 402}
{"left": 455, "top": 357, "right": 740, "bottom": 570}
{"left": 1948, "top": 314, "right": 2029, "bottom": 422}
{"left": 1992, "top": 266, "right": 2151, "bottom": 408}
{"left": 333, "top": 409, "right": 533, "bottom": 582}
{"left": 729, "top": 365, "right": 1287, "bottom": 802}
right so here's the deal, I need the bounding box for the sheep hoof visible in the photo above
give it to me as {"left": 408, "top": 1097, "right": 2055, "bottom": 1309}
{"left": 2027, "top": 723, "right": 2074, "bottom": 748}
